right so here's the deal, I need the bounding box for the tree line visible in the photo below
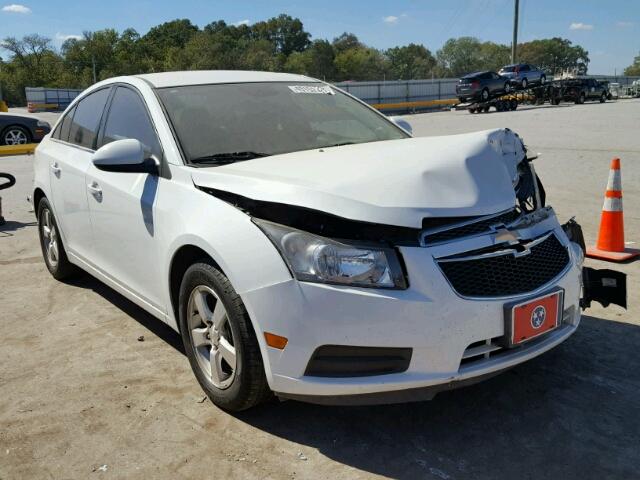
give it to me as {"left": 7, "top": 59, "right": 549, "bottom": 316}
{"left": 0, "top": 14, "right": 596, "bottom": 105}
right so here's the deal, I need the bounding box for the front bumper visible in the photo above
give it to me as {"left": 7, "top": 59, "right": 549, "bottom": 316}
{"left": 242, "top": 221, "right": 583, "bottom": 403}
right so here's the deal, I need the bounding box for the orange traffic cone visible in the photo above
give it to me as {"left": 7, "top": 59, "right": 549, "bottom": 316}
{"left": 586, "top": 158, "right": 639, "bottom": 262}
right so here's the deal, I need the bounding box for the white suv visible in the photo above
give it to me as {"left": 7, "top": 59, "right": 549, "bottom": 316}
{"left": 33, "top": 71, "right": 586, "bottom": 410}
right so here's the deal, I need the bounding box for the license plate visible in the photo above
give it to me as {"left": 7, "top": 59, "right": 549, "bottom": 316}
{"left": 506, "top": 290, "right": 563, "bottom": 346}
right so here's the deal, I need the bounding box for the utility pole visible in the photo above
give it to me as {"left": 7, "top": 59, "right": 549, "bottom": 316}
{"left": 511, "top": 0, "right": 519, "bottom": 64}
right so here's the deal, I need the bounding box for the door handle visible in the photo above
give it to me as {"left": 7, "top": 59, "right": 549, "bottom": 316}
{"left": 87, "top": 181, "right": 102, "bottom": 200}
{"left": 51, "top": 162, "right": 61, "bottom": 175}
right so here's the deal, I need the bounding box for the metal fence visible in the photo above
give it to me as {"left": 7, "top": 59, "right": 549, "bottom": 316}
{"left": 335, "top": 76, "right": 640, "bottom": 112}
{"left": 25, "top": 87, "right": 82, "bottom": 112}
{"left": 335, "top": 79, "right": 459, "bottom": 107}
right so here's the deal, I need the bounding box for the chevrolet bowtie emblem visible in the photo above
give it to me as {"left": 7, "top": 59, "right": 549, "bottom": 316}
{"left": 494, "top": 228, "right": 520, "bottom": 244}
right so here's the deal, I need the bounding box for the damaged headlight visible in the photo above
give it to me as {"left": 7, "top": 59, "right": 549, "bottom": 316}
{"left": 253, "top": 219, "right": 407, "bottom": 289}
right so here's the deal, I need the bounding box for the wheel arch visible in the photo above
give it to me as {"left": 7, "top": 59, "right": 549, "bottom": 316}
{"left": 32, "top": 187, "right": 46, "bottom": 217}
{"left": 168, "top": 243, "right": 225, "bottom": 326}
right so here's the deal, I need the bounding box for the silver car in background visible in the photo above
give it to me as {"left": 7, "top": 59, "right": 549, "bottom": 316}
{"left": 499, "top": 63, "right": 547, "bottom": 89}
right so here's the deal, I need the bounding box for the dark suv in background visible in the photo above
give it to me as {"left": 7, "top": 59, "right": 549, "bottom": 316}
{"left": 456, "top": 71, "right": 511, "bottom": 103}
{"left": 554, "top": 78, "right": 609, "bottom": 104}
{"left": 499, "top": 63, "right": 546, "bottom": 88}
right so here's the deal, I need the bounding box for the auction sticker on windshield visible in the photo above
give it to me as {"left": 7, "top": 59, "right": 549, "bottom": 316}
{"left": 289, "top": 85, "right": 335, "bottom": 95}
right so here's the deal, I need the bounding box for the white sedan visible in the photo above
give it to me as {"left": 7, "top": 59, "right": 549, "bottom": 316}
{"left": 33, "top": 71, "right": 589, "bottom": 410}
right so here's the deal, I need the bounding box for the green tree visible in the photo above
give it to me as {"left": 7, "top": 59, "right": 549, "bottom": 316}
{"left": 436, "top": 37, "right": 484, "bottom": 77}
{"left": 332, "top": 33, "right": 361, "bottom": 54}
{"left": 140, "top": 19, "right": 199, "bottom": 70}
{"left": 386, "top": 43, "right": 436, "bottom": 80}
{"left": 518, "top": 38, "right": 589, "bottom": 74}
{"left": 334, "top": 47, "right": 388, "bottom": 81}
{"left": 251, "top": 14, "right": 310, "bottom": 56}
{"left": 623, "top": 52, "right": 640, "bottom": 76}
{"left": 284, "top": 40, "right": 335, "bottom": 79}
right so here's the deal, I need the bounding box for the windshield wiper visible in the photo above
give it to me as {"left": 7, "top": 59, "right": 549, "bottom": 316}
{"left": 322, "top": 142, "right": 355, "bottom": 148}
{"left": 190, "top": 151, "right": 270, "bottom": 165}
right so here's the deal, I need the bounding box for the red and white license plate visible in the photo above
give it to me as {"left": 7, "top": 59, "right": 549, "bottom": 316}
{"left": 506, "top": 290, "right": 563, "bottom": 345}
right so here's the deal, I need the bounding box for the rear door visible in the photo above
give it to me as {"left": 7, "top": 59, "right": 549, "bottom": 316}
{"left": 85, "top": 85, "right": 166, "bottom": 311}
{"left": 48, "top": 87, "right": 111, "bottom": 261}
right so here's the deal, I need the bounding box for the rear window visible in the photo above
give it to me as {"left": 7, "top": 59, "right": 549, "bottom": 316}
{"left": 53, "top": 105, "right": 76, "bottom": 142}
{"left": 68, "top": 88, "right": 110, "bottom": 149}
{"left": 501, "top": 66, "right": 517, "bottom": 72}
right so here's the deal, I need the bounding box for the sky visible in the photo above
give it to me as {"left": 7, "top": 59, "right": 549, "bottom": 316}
{"left": 1, "top": 0, "right": 638, "bottom": 74}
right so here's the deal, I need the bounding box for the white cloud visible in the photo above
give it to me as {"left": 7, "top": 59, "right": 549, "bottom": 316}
{"left": 56, "top": 33, "right": 82, "bottom": 42}
{"left": 1, "top": 3, "right": 31, "bottom": 13}
{"left": 616, "top": 21, "right": 633, "bottom": 28}
{"left": 569, "top": 22, "right": 593, "bottom": 31}
{"left": 233, "top": 19, "right": 250, "bottom": 26}
{"left": 383, "top": 15, "right": 399, "bottom": 24}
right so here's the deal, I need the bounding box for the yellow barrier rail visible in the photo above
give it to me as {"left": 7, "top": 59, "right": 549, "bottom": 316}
{"left": 0, "top": 100, "right": 8, "bottom": 112}
{"left": 0, "top": 143, "right": 37, "bottom": 156}
{"left": 372, "top": 98, "right": 459, "bottom": 110}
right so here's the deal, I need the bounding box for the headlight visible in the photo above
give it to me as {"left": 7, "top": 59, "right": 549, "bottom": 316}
{"left": 254, "top": 219, "right": 407, "bottom": 289}
{"left": 36, "top": 120, "right": 50, "bottom": 128}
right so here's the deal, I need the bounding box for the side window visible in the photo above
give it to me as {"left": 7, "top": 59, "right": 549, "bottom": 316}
{"left": 68, "top": 88, "right": 110, "bottom": 149}
{"left": 100, "top": 87, "right": 161, "bottom": 158}
{"left": 53, "top": 105, "right": 76, "bottom": 142}
{"left": 521, "top": 64, "right": 530, "bottom": 72}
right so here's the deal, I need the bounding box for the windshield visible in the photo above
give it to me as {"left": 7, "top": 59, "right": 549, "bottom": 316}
{"left": 156, "top": 82, "right": 408, "bottom": 163}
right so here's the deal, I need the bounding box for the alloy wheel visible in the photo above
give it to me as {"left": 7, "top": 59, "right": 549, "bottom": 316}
{"left": 41, "top": 208, "right": 59, "bottom": 268}
{"left": 4, "top": 128, "right": 28, "bottom": 145}
{"left": 187, "top": 285, "right": 237, "bottom": 389}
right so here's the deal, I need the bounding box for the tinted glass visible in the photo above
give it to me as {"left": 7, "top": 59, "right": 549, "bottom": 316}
{"left": 501, "top": 66, "right": 516, "bottom": 72}
{"left": 157, "top": 82, "right": 407, "bottom": 161}
{"left": 101, "top": 87, "right": 161, "bottom": 157}
{"left": 68, "top": 88, "right": 110, "bottom": 149}
{"left": 54, "top": 105, "right": 76, "bottom": 142}
{"left": 521, "top": 65, "right": 530, "bottom": 71}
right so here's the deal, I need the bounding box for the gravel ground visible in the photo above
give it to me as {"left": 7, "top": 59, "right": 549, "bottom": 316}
{"left": 1, "top": 100, "right": 639, "bottom": 480}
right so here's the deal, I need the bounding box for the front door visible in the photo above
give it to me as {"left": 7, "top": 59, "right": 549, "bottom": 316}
{"left": 85, "top": 85, "right": 166, "bottom": 311}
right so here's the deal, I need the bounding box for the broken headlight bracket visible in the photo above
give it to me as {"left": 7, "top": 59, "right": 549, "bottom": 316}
{"left": 561, "top": 218, "right": 627, "bottom": 310}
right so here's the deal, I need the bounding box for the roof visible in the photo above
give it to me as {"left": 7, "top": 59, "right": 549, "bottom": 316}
{"left": 135, "top": 70, "right": 315, "bottom": 88}
{"left": 461, "top": 71, "right": 489, "bottom": 78}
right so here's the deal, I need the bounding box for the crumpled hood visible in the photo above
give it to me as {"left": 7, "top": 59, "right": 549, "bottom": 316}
{"left": 191, "top": 128, "right": 525, "bottom": 229}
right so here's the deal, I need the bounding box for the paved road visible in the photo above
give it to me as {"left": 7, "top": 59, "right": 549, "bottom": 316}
{"left": 1, "top": 100, "right": 639, "bottom": 479}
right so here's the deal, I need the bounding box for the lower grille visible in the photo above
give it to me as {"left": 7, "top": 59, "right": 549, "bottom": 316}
{"left": 438, "top": 233, "right": 570, "bottom": 298}
{"left": 305, "top": 345, "right": 412, "bottom": 377}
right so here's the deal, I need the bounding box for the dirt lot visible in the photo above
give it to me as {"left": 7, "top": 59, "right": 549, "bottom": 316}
{"left": 1, "top": 100, "right": 639, "bottom": 479}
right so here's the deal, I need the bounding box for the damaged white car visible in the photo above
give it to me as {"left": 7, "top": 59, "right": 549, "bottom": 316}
{"left": 32, "top": 71, "right": 625, "bottom": 410}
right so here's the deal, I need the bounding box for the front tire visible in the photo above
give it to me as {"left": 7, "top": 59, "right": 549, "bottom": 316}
{"left": 521, "top": 78, "right": 528, "bottom": 89}
{"left": 600, "top": 93, "right": 606, "bottom": 103}
{"left": 178, "top": 261, "right": 270, "bottom": 411}
{"left": 37, "top": 198, "right": 76, "bottom": 280}
{"left": 480, "top": 88, "right": 489, "bottom": 101}
{"left": 2, "top": 125, "right": 30, "bottom": 145}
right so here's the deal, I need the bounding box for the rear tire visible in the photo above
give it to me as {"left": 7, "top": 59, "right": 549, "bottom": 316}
{"left": 600, "top": 93, "right": 606, "bottom": 103}
{"left": 37, "top": 198, "right": 76, "bottom": 280}
{"left": 178, "top": 260, "right": 271, "bottom": 411}
{"left": 480, "top": 88, "right": 489, "bottom": 101}
{"left": 521, "top": 78, "right": 528, "bottom": 89}
{"left": 576, "top": 92, "right": 585, "bottom": 104}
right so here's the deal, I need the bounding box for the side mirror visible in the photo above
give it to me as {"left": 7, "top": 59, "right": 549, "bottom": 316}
{"left": 389, "top": 116, "right": 413, "bottom": 135}
{"left": 93, "top": 139, "right": 159, "bottom": 175}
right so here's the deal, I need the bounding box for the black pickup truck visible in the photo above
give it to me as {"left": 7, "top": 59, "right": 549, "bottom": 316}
{"left": 553, "top": 78, "right": 609, "bottom": 104}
